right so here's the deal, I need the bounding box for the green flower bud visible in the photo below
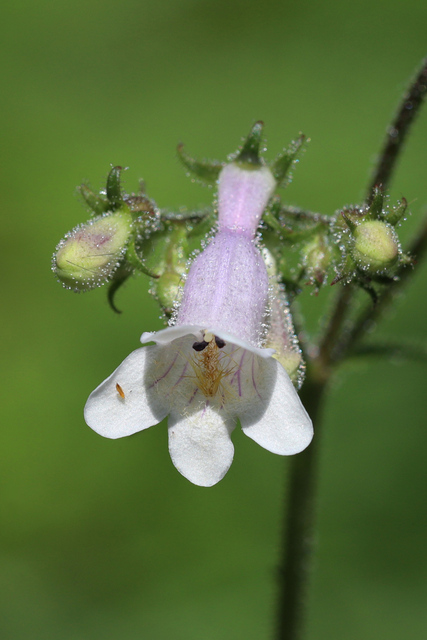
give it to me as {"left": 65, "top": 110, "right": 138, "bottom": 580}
{"left": 53, "top": 210, "right": 133, "bottom": 291}
{"left": 351, "top": 220, "right": 399, "bottom": 274}
{"left": 266, "top": 291, "right": 305, "bottom": 389}
{"left": 139, "top": 220, "right": 194, "bottom": 316}
{"left": 302, "top": 233, "right": 333, "bottom": 286}
{"left": 155, "top": 271, "right": 183, "bottom": 315}
{"left": 262, "top": 248, "right": 305, "bottom": 388}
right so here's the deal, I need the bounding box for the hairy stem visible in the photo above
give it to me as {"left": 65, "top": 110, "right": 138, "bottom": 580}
{"left": 275, "top": 57, "right": 427, "bottom": 640}
{"left": 276, "top": 370, "right": 327, "bottom": 640}
{"left": 367, "top": 57, "right": 427, "bottom": 201}
{"left": 317, "top": 284, "right": 354, "bottom": 367}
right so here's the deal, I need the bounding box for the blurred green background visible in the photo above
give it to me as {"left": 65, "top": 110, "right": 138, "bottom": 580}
{"left": 1, "top": 0, "right": 427, "bottom": 638}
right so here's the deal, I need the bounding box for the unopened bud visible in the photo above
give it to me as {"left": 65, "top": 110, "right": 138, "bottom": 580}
{"left": 155, "top": 271, "right": 183, "bottom": 315}
{"left": 262, "top": 248, "right": 305, "bottom": 388}
{"left": 267, "top": 292, "right": 305, "bottom": 388}
{"left": 53, "top": 211, "right": 132, "bottom": 291}
{"left": 302, "top": 233, "right": 332, "bottom": 286}
{"left": 352, "top": 220, "right": 399, "bottom": 274}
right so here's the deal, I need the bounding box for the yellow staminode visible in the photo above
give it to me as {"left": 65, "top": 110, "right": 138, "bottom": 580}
{"left": 189, "top": 337, "right": 238, "bottom": 405}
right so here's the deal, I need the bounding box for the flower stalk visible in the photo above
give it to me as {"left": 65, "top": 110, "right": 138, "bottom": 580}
{"left": 275, "top": 56, "right": 427, "bottom": 640}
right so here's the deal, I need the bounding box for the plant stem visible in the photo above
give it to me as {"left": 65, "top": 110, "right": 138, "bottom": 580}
{"left": 366, "top": 57, "right": 427, "bottom": 202}
{"left": 276, "top": 370, "right": 327, "bottom": 640}
{"left": 275, "top": 57, "right": 427, "bottom": 640}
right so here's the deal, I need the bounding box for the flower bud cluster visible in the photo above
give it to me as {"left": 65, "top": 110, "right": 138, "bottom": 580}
{"left": 53, "top": 163, "right": 220, "bottom": 314}
{"left": 332, "top": 187, "right": 409, "bottom": 293}
{"left": 53, "top": 124, "right": 413, "bottom": 361}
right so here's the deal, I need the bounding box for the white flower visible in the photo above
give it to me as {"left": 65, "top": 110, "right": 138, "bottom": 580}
{"left": 84, "top": 161, "right": 313, "bottom": 486}
{"left": 85, "top": 324, "right": 313, "bottom": 486}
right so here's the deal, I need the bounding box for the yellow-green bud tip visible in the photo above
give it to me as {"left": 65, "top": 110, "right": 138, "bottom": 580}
{"left": 53, "top": 211, "right": 132, "bottom": 291}
{"left": 155, "top": 271, "right": 183, "bottom": 314}
{"left": 352, "top": 220, "right": 399, "bottom": 273}
{"left": 303, "top": 234, "right": 332, "bottom": 285}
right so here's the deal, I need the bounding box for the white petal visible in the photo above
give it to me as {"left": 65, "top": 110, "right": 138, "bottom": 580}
{"left": 240, "top": 359, "right": 313, "bottom": 455}
{"left": 168, "top": 405, "right": 236, "bottom": 487}
{"left": 140, "top": 325, "right": 203, "bottom": 345}
{"left": 84, "top": 347, "right": 168, "bottom": 439}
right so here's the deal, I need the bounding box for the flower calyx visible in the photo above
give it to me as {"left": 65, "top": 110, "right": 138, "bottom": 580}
{"left": 177, "top": 121, "right": 306, "bottom": 189}
{"left": 53, "top": 166, "right": 163, "bottom": 310}
{"left": 332, "top": 186, "right": 411, "bottom": 298}
{"left": 262, "top": 197, "right": 337, "bottom": 295}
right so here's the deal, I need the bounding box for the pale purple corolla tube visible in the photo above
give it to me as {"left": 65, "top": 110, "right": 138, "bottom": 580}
{"left": 176, "top": 164, "right": 276, "bottom": 344}
{"left": 84, "top": 161, "right": 313, "bottom": 487}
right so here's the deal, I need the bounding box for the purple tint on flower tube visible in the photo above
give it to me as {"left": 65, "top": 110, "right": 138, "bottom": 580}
{"left": 176, "top": 230, "right": 269, "bottom": 346}
{"left": 217, "top": 163, "right": 276, "bottom": 236}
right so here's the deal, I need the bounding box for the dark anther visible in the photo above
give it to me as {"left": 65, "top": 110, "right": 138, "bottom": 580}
{"left": 215, "top": 336, "right": 226, "bottom": 348}
{"left": 192, "top": 340, "right": 209, "bottom": 352}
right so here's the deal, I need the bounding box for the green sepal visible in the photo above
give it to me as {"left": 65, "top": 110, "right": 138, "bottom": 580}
{"left": 234, "top": 121, "right": 264, "bottom": 168}
{"left": 125, "top": 238, "right": 160, "bottom": 278}
{"left": 138, "top": 230, "right": 169, "bottom": 277}
{"left": 271, "top": 134, "right": 306, "bottom": 187}
{"left": 187, "top": 209, "right": 216, "bottom": 249}
{"left": 263, "top": 209, "right": 291, "bottom": 238}
{"left": 263, "top": 198, "right": 330, "bottom": 242}
{"left": 107, "top": 266, "right": 133, "bottom": 314}
{"left": 341, "top": 210, "right": 358, "bottom": 233}
{"left": 160, "top": 208, "right": 209, "bottom": 222}
{"left": 399, "top": 252, "right": 415, "bottom": 266}
{"left": 330, "top": 254, "right": 355, "bottom": 285}
{"left": 384, "top": 198, "right": 407, "bottom": 226}
{"left": 262, "top": 231, "right": 303, "bottom": 299}
{"left": 177, "top": 144, "right": 223, "bottom": 186}
{"left": 78, "top": 184, "right": 110, "bottom": 215}
{"left": 263, "top": 198, "right": 292, "bottom": 237}
{"left": 126, "top": 194, "right": 159, "bottom": 222}
{"left": 369, "top": 185, "right": 384, "bottom": 219}
{"left": 106, "top": 166, "right": 125, "bottom": 211}
{"left": 138, "top": 210, "right": 214, "bottom": 277}
{"left": 139, "top": 225, "right": 177, "bottom": 278}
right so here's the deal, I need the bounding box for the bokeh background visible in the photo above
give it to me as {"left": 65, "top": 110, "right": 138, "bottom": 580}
{"left": 1, "top": 0, "right": 427, "bottom": 638}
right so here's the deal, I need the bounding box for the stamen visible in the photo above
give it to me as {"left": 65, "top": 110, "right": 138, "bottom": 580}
{"left": 192, "top": 340, "right": 209, "bottom": 351}
{"left": 214, "top": 336, "right": 226, "bottom": 349}
{"left": 189, "top": 338, "right": 238, "bottom": 405}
